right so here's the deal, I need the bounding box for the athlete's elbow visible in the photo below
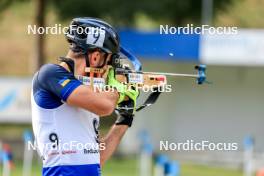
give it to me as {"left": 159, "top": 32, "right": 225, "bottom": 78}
{"left": 98, "top": 100, "right": 116, "bottom": 116}
{"left": 105, "top": 100, "right": 116, "bottom": 116}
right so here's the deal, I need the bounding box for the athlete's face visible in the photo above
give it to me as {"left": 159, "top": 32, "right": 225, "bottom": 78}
{"left": 88, "top": 49, "right": 111, "bottom": 68}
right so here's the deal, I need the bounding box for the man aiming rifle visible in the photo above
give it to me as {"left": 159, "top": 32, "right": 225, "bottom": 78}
{"left": 31, "top": 17, "right": 139, "bottom": 176}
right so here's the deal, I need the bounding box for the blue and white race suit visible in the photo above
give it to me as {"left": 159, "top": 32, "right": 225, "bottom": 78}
{"left": 31, "top": 64, "right": 101, "bottom": 176}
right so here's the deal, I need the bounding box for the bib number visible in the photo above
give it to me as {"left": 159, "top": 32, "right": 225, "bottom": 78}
{"left": 49, "top": 133, "right": 59, "bottom": 149}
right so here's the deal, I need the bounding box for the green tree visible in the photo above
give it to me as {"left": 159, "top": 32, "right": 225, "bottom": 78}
{"left": 0, "top": 0, "right": 46, "bottom": 71}
{"left": 0, "top": 0, "right": 13, "bottom": 12}
{"left": 50, "top": 0, "right": 234, "bottom": 26}
{"left": 0, "top": 0, "right": 29, "bottom": 12}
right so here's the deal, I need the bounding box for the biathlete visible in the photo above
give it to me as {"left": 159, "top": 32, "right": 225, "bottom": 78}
{"left": 31, "top": 17, "right": 139, "bottom": 176}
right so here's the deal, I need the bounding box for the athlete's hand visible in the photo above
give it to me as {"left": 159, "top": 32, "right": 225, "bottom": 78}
{"left": 124, "top": 85, "right": 139, "bottom": 111}
{"left": 115, "top": 84, "right": 139, "bottom": 127}
{"left": 107, "top": 68, "right": 139, "bottom": 107}
{"left": 107, "top": 68, "right": 126, "bottom": 103}
{"left": 115, "top": 99, "right": 135, "bottom": 127}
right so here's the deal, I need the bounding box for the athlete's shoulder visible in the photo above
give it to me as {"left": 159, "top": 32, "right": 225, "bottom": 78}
{"left": 32, "top": 63, "right": 82, "bottom": 105}
{"left": 38, "top": 63, "right": 71, "bottom": 80}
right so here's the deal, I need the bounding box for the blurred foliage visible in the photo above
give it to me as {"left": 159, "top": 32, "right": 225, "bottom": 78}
{"left": 0, "top": 0, "right": 29, "bottom": 12}
{"left": 0, "top": 0, "right": 262, "bottom": 75}
{"left": 50, "top": 0, "right": 234, "bottom": 26}
{"left": 0, "top": 0, "right": 13, "bottom": 12}
{"left": 216, "top": 0, "right": 264, "bottom": 28}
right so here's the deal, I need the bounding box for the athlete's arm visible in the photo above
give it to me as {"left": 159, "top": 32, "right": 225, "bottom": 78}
{"left": 100, "top": 124, "right": 128, "bottom": 167}
{"left": 100, "top": 104, "right": 135, "bottom": 166}
{"left": 99, "top": 76, "right": 139, "bottom": 165}
{"left": 67, "top": 85, "right": 119, "bottom": 116}
{"left": 37, "top": 64, "right": 119, "bottom": 116}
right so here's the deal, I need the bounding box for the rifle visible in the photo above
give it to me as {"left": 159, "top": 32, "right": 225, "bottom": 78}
{"left": 77, "top": 47, "right": 208, "bottom": 111}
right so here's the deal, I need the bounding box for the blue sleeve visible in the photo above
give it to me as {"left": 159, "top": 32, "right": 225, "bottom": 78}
{"left": 37, "top": 64, "right": 82, "bottom": 101}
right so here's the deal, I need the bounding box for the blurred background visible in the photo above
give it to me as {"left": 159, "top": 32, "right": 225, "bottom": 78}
{"left": 0, "top": 0, "right": 264, "bottom": 176}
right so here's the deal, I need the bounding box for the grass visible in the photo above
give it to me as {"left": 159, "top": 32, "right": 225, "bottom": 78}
{"left": 181, "top": 163, "right": 242, "bottom": 176}
{"left": 0, "top": 158, "right": 243, "bottom": 176}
